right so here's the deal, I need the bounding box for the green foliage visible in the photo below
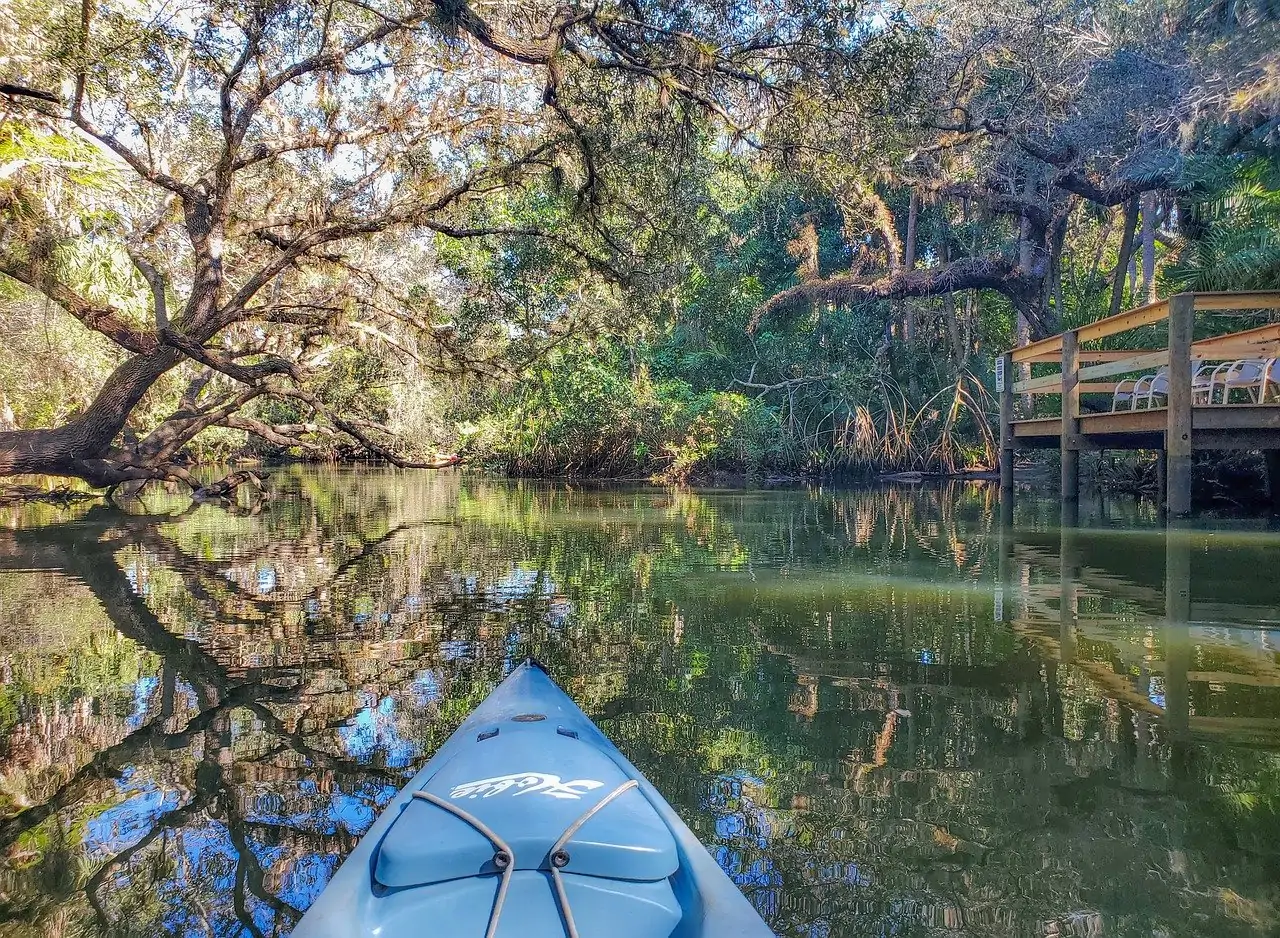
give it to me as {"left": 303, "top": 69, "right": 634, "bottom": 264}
{"left": 2, "top": 0, "right": 1278, "bottom": 485}
{"left": 454, "top": 170, "right": 1002, "bottom": 478}
{"left": 1166, "top": 157, "right": 1280, "bottom": 292}
{"left": 317, "top": 348, "right": 395, "bottom": 424}
{"left": 462, "top": 343, "right": 783, "bottom": 479}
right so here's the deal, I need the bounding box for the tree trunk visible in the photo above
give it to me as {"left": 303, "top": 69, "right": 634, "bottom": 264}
{"left": 1047, "top": 203, "right": 1072, "bottom": 335}
{"left": 1175, "top": 195, "right": 1207, "bottom": 243}
{"left": 1084, "top": 215, "right": 1116, "bottom": 305}
{"left": 1019, "top": 177, "right": 1035, "bottom": 272}
{"left": 941, "top": 238, "right": 963, "bottom": 365}
{"left": 1017, "top": 172, "right": 1038, "bottom": 407}
{"left": 961, "top": 293, "right": 975, "bottom": 365}
{"left": 0, "top": 347, "right": 182, "bottom": 482}
{"left": 1141, "top": 191, "right": 1158, "bottom": 303}
{"left": 903, "top": 190, "right": 919, "bottom": 343}
{"left": 1018, "top": 312, "right": 1032, "bottom": 412}
{"left": 1109, "top": 197, "right": 1141, "bottom": 318}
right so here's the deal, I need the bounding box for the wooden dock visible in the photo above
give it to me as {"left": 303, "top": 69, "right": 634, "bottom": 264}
{"left": 998, "top": 291, "right": 1280, "bottom": 515}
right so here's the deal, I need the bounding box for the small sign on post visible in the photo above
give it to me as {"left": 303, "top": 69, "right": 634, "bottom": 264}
{"left": 995, "top": 356, "right": 1006, "bottom": 393}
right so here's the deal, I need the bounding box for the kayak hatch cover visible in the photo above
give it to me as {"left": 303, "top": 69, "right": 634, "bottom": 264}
{"left": 292, "top": 658, "right": 777, "bottom": 938}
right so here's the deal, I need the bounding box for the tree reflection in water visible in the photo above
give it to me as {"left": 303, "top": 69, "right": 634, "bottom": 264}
{"left": 0, "top": 470, "right": 1279, "bottom": 937}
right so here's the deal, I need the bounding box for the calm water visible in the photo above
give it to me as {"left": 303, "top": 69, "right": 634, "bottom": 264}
{"left": 2, "top": 470, "right": 1280, "bottom": 938}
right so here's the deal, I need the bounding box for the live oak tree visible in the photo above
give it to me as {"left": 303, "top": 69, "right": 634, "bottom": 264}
{"left": 0, "top": 0, "right": 915, "bottom": 488}
{"left": 463, "top": 0, "right": 1280, "bottom": 482}
{"left": 3, "top": 0, "right": 1277, "bottom": 487}
{"left": 750, "top": 0, "right": 1280, "bottom": 338}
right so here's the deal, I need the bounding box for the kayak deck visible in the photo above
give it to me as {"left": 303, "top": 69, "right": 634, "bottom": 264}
{"left": 292, "top": 660, "right": 776, "bottom": 938}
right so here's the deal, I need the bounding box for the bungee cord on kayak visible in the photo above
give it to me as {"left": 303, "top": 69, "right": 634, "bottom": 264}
{"left": 410, "top": 790, "right": 517, "bottom": 938}
{"left": 414, "top": 778, "right": 645, "bottom": 938}
{"left": 547, "top": 779, "right": 641, "bottom": 938}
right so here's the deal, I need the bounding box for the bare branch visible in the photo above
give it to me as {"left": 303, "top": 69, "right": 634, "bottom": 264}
{"left": 126, "top": 247, "right": 168, "bottom": 329}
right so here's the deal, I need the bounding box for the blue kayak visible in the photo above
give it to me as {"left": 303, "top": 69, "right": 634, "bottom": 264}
{"left": 293, "top": 658, "right": 777, "bottom": 938}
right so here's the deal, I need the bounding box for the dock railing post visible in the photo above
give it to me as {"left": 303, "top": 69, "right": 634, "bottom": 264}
{"left": 999, "top": 352, "right": 1015, "bottom": 517}
{"left": 1060, "top": 330, "right": 1080, "bottom": 505}
{"left": 1166, "top": 293, "right": 1194, "bottom": 516}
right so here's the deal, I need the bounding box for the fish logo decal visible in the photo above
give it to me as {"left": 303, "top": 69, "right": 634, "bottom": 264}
{"left": 449, "top": 773, "right": 605, "bottom": 800}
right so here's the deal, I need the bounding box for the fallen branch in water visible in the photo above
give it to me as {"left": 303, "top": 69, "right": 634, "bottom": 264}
{"left": 0, "top": 485, "right": 99, "bottom": 506}
{"left": 193, "top": 468, "right": 270, "bottom": 501}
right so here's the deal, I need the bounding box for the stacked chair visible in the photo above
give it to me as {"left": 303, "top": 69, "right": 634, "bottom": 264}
{"left": 1111, "top": 358, "right": 1279, "bottom": 411}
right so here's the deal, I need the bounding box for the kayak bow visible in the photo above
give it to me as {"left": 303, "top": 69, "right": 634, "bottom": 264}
{"left": 293, "top": 659, "right": 776, "bottom": 938}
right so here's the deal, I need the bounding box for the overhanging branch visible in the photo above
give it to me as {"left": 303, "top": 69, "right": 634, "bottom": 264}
{"left": 0, "top": 256, "right": 157, "bottom": 353}
{"left": 751, "top": 255, "right": 1042, "bottom": 332}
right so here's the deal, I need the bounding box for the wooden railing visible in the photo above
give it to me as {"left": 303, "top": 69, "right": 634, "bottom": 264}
{"left": 998, "top": 291, "right": 1280, "bottom": 515}
{"left": 1009, "top": 292, "right": 1280, "bottom": 397}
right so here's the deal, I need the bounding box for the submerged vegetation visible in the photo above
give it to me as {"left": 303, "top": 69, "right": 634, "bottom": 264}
{"left": 0, "top": 0, "right": 1278, "bottom": 486}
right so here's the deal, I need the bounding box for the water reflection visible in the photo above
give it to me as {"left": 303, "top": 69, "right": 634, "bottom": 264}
{"left": 0, "top": 472, "right": 1278, "bottom": 936}
{"left": 1002, "top": 519, "right": 1280, "bottom": 746}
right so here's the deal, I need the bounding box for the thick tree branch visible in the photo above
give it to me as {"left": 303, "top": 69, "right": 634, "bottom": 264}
{"left": 134, "top": 384, "right": 270, "bottom": 462}
{"left": 230, "top": 124, "right": 402, "bottom": 171}
{"left": 205, "top": 142, "right": 557, "bottom": 334}
{"left": 126, "top": 247, "right": 168, "bottom": 330}
{"left": 1053, "top": 170, "right": 1175, "bottom": 207}
{"left": 275, "top": 388, "right": 457, "bottom": 468}
{"left": 0, "top": 256, "right": 157, "bottom": 353}
{"left": 0, "top": 83, "right": 60, "bottom": 103}
{"left": 69, "top": 113, "right": 201, "bottom": 202}
{"left": 431, "top": 0, "right": 582, "bottom": 66}
{"left": 751, "top": 255, "right": 1045, "bottom": 334}
{"left": 158, "top": 328, "right": 302, "bottom": 383}
{"left": 220, "top": 414, "right": 323, "bottom": 451}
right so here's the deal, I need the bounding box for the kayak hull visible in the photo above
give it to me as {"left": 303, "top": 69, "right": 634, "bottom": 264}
{"left": 292, "top": 660, "right": 776, "bottom": 938}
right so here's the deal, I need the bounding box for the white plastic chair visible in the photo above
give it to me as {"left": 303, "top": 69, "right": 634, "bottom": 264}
{"left": 1110, "top": 359, "right": 1251, "bottom": 411}
{"left": 1263, "top": 359, "right": 1280, "bottom": 403}
{"left": 1217, "top": 359, "right": 1269, "bottom": 404}
{"left": 1200, "top": 361, "right": 1236, "bottom": 403}
{"left": 1132, "top": 368, "right": 1168, "bottom": 409}
{"left": 1192, "top": 363, "right": 1220, "bottom": 404}
{"left": 1112, "top": 378, "right": 1137, "bottom": 411}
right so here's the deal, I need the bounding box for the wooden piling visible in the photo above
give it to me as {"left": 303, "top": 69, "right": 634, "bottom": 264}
{"left": 1060, "top": 330, "right": 1081, "bottom": 503}
{"left": 999, "top": 352, "right": 1014, "bottom": 504}
{"left": 1166, "top": 293, "right": 1195, "bottom": 516}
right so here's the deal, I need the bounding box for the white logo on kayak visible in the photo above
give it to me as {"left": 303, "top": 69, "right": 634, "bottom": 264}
{"left": 449, "top": 773, "right": 605, "bottom": 800}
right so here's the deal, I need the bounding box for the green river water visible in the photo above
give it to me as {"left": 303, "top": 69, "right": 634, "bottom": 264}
{"left": 2, "top": 468, "right": 1280, "bottom": 937}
